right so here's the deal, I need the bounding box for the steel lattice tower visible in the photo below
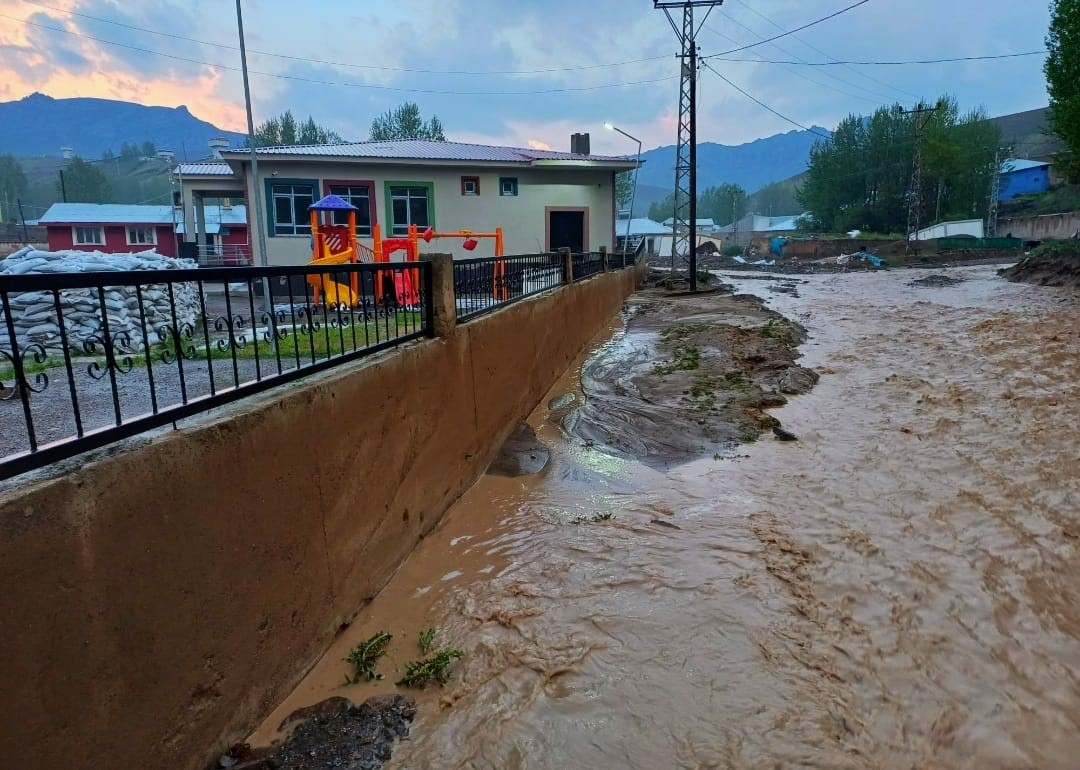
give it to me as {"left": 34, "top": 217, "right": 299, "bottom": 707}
{"left": 655, "top": 1, "right": 723, "bottom": 291}
{"left": 902, "top": 102, "right": 938, "bottom": 250}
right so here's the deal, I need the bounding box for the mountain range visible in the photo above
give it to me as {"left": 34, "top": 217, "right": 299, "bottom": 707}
{"left": 0, "top": 93, "right": 1059, "bottom": 218}
{"left": 0, "top": 92, "right": 246, "bottom": 159}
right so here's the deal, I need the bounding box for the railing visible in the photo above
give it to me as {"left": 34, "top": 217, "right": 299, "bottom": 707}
{"left": 572, "top": 251, "right": 605, "bottom": 281}
{"left": 454, "top": 253, "right": 565, "bottom": 322}
{"left": 195, "top": 244, "right": 253, "bottom": 267}
{"left": 0, "top": 261, "right": 431, "bottom": 479}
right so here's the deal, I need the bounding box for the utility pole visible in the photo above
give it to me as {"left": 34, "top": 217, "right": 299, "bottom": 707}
{"left": 58, "top": 170, "right": 67, "bottom": 203}
{"left": 986, "top": 146, "right": 1009, "bottom": 238}
{"left": 655, "top": 1, "right": 723, "bottom": 291}
{"left": 902, "top": 102, "right": 938, "bottom": 252}
{"left": 17, "top": 198, "right": 29, "bottom": 241}
{"left": 236, "top": 0, "right": 273, "bottom": 316}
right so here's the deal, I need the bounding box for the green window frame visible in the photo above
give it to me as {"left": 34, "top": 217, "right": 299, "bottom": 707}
{"left": 264, "top": 177, "right": 318, "bottom": 237}
{"left": 384, "top": 180, "right": 435, "bottom": 236}
{"left": 499, "top": 177, "right": 518, "bottom": 196}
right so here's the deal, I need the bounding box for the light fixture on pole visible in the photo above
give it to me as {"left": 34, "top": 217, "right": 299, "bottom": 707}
{"left": 604, "top": 122, "right": 642, "bottom": 256}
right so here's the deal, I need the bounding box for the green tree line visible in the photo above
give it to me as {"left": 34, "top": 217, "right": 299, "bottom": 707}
{"left": 798, "top": 96, "right": 1000, "bottom": 233}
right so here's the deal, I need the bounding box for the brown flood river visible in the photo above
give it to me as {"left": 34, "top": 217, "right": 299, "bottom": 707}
{"left": 252, "top": 264, "right": 1079, "bottom": 769}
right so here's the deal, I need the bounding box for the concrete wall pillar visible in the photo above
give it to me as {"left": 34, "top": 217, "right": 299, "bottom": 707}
{"left": 561, "top": 247, "right": 573, "bottom": 285}
{"left": 428, "top": 253, "right": 456, "bottom": 338}
{"left": 600, "top": 245, "right": 609, "bottom": 273}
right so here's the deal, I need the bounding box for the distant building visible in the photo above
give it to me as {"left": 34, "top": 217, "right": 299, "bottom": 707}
{"left": 715, "top": 212, "right": 808, "bottom": 244}
{"left": 661, "top": 217, "right": 718, "bottom": 234}
{"left": 912, "top": 219, "right": 984, "bottom": 241}
{"left": 615, "top": 217, "right": 670, "bottom": 254}
{"left": 999, "top": 158, "right": 1051, "bottom": 201}
{"left": 175, "top": 136, "right": 637, "bottom": 264}
{"left": 38, "top": 202, "right": 249, "bottom": 264}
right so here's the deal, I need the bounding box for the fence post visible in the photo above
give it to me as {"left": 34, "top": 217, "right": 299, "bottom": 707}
{"left": 428, "top": 253, "right": 457, "bottom": 338}
{"left": 561, "top": 247, "right": 573, "bottom": 285}
{"left": 600, "top": 245, "right": 609, "bottom": 273}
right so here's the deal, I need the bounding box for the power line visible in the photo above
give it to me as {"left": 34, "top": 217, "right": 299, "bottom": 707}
{"left": 1, "top": 12, "right": 678, "bottom": 96}
{"left": 725, "top": 0, "right": 917, "bottom": 101}
{"left": 703, "top": 15, "right": 898, "bottom": 105}
{"left": 708, "top": 51, "right": 1046, "bottom": 66}
{"left": 19, "top": 0, "right": 673, "bottom": 77}
{"left": 701, "top": 61, "right": 833, "bottom": 139}
{"left": 703, "top": 0, "right": 874, "bottom": 58}
{"left": 700, "top": 21, "right": 888, "bottom": 106}
{"left": 3, "top": 12, "right": 678, "bottom": 96}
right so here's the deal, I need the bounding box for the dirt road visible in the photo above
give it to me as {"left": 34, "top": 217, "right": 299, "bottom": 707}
{"left": 250, "top": 264, "right": 1078, "bottom": 769}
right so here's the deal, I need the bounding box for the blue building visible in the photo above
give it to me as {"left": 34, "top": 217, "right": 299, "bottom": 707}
{"left": 998, "top": 158, "right": 1051, "bottom": 201}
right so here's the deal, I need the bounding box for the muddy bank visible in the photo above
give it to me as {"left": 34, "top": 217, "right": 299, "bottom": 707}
{"left": 563, "top": 287, "right": 816, "bottom": 467}
{"left": 1000, "top": 243, "right": 1080, "bottom": 287}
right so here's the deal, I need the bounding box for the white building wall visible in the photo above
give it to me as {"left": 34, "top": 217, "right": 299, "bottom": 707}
{"left": 913, "top": 218, "right": 985, "bottom": 241}
{"left": 233, "top": 160, "right": 615, "bottom": 265}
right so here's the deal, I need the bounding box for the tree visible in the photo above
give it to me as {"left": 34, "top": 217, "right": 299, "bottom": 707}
{"left": 797, "top": 96, "right": 999, "bottom": 233}
{"left": 255, "top": 110, "right": 342, "bottom": 146}
{"left": 616, "top": 172, "right": 633, "bottom": 212}
{"left": 119, "top": 141, "right": 140, "bottom": 160}
{"left": 141, "top": 140, "right": 157, "bottom": 158}
{"left": 60, "top": 157, "right": 111, "bottom": 203}
{"left": 1046, "top": 0, "right": 1080, "bottom": 181}
{"left": 648, "top": 192, "right": 675, "bottom": 222}
{"left": 698, "top": 183, "right": 747, "bottom": 226}
{"left": 369, "top": 102, "right": 446, "bottom": 141}
{"left": 0, "top": 154, "right": 28, "bottom": 221}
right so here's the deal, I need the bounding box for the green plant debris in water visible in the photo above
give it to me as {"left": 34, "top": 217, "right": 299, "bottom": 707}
{"left": 343, "top": 630, "right": 392, "bottom": 684}
{"left": 653, "top": 344, "right": 701, "bottom": 375}
{"left": 576, "top": 511, "right": 615, "bottom": 523}
{"left": 418, "top": 627, "right": 438, "bottom": 655}
{"left": 396, "top": 648, "right": 465, "bottom": 688}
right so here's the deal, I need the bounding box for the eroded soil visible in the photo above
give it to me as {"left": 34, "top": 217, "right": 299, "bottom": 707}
{"left": 564, "top": 287, "right": 816, "bottom": 466}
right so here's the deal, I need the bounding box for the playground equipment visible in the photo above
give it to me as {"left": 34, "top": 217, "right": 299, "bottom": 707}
{"left": 307, "top": 194, "right": 362, "bottom": 308}
{"left": 307, "top": 196, "right": 506, "bottom": 307}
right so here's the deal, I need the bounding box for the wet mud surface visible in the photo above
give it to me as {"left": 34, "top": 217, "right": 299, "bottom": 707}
{"left": 564, "top": 287, "right": 816, "bottom": 467}
{"left": 1001, "top": 248, "right": 1080, "bottom": 287}
{"left": 247, "top": 263, "right": 1078, "bottom": 769}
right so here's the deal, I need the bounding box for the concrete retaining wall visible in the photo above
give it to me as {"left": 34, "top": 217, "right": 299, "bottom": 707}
{"left": 999, "top": 212, "right": 1080, "bottom": 241}
{"left": 0, "top": 263, "right": 642, "bottom": 769}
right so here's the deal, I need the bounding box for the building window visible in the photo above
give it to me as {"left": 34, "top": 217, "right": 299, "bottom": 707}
{"left": 73, "top": 226, "right": 104, "bottom": 245}
{"left": 269, "top": 181, "right": 315, "bottom": 236}
{"left": 388, "top": 184, "right": 431, "bottom": 236}
{"left": 500, "top": 177, "right": 518, "bottom": 196}
{"left": 461, "top": 176, "right": 480, "bottom": 196}
{"left": 327, "top": 183, "right": 373, "bottom": 236}
{"left": 126, "top": 226, "right": 157, "bottom": 245}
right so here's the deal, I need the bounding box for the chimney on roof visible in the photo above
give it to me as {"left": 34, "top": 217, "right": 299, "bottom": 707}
{"left": 570, "top": 132, "right": 591, "bottom": 155}
{"left": 60, "top": 145, "right": 74, "bottom": 160}
{"left": 208, "top": 137, "right": 231, "bottom": 159}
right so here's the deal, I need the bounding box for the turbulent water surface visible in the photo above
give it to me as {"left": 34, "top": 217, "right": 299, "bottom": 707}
{"left": 253, "top": 264, "right": 1078, "bottom": 769}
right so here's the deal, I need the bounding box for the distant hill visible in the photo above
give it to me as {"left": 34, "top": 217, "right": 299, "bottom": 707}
{"left": 635, "top": 126, "right": 830, "bottom": 198}
{"left": 989, "top": 107, "right": 1063, "bottom": 161}
{"left": 0, "top": 92, "right": 245, "bottom": 159}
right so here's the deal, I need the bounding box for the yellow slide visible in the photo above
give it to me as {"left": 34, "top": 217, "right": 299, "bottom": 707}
{"left": 308, "top": 249, "right": 358, "bottom": 307}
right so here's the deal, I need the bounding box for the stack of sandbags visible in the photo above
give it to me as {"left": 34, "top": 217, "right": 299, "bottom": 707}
{"left": 0, "top": 247, "right": 201, "bottom": 356}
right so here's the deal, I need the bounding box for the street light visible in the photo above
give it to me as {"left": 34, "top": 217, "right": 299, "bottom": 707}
{"left": 604, "top": 122, "right": 642, "bottom": 256}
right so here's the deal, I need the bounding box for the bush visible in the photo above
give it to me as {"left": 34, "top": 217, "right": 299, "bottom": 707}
{"left": 722, "top": 244, "right": 743, "bottom": 257}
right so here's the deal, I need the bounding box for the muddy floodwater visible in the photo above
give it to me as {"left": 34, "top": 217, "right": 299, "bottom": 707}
{"left": 251, "top": 264, "right": 1078, "bottom": 769}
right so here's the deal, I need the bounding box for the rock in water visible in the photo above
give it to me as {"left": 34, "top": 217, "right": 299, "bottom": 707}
{"left": 488, "top": 423, "right": 551, "bottom": 476}
{"left": 773, "top": 426, "right": 799, "bottom": 442}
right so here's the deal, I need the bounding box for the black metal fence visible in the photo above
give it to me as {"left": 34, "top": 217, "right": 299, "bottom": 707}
{"left": 572, "top": 252, "right": 606, "bottom": 281}
{"left": 454, "top": 253, "right": 566, "bottom": 322}
{"left": 0, "top": 261, "right": 431, "bottom": 479}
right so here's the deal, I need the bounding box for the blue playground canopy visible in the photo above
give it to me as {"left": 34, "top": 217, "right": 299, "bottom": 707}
{"left": 308, "top": 194, "right": 358, "bottom": 212}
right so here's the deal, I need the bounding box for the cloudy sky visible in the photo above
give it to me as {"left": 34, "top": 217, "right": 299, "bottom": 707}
{"left": 0, "top": 0, "right": 1052, "bottom": 154}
